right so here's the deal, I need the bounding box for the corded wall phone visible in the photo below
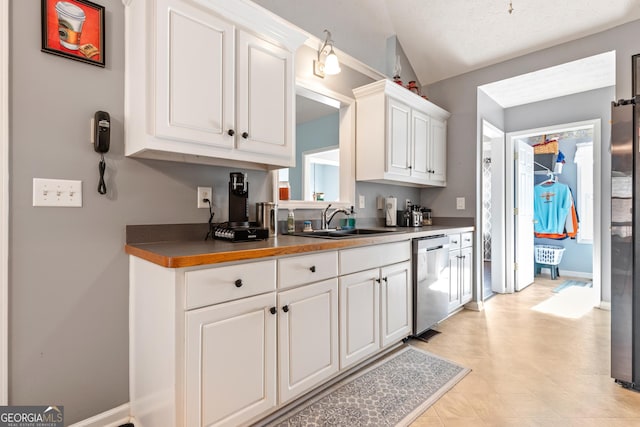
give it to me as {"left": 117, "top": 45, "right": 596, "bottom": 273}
{"left": 91, "top": 111, "right": 110, "bottom": 194}
{"left": 93, "top": 111, "right": 110, "bottom": 153}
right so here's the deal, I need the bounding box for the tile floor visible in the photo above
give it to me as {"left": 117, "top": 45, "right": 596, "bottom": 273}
{"left": 410, "top": 277, "right": 640, "bottom": 426}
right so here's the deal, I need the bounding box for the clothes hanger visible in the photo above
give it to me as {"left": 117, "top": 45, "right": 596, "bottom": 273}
{"left": 534, "top": 161, "right": 557, "bottom": 185}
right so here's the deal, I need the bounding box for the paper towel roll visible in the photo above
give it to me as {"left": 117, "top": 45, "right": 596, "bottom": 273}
{"left": 385, "top": 197, "right": 397, "bottom": 226}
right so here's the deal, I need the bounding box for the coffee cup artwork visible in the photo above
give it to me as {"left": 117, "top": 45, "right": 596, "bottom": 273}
{"left": 41, "top": 0, "right": 105, "bottom": 67}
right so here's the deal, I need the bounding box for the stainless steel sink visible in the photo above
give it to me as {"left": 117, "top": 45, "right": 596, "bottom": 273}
{"left": 293, "top": 228, "right": 399, "bottom": 239}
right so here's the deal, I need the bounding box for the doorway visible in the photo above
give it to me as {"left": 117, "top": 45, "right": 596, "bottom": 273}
{"left": 506, "top": 120, "right": 601, "bottom": 306}
{"left": 480, "top": 120, "right": 506, "bottom": 299}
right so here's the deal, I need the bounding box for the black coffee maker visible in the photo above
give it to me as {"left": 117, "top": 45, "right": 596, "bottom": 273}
{"left": 229, "top": 172, "right": 249, "bottom": 226}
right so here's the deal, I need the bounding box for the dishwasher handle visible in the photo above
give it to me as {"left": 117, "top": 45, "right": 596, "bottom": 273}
{"left": 425, "top": 244, "right": 448, "bottom": 251}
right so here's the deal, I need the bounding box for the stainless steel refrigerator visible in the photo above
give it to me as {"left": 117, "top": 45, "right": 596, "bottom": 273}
{"left": 611, "top": 96, "right": 640, "bottom": 391}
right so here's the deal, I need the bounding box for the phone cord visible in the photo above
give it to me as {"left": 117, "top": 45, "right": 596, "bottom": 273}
{"left": 98, "top": 154, "right": 107, "bottom": 195}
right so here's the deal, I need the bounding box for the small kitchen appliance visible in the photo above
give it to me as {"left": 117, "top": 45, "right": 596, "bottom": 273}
{"left": 229, "top": 172, "right": 249, "bottom": 226}
{"left": 213, "top": 172, "right": 269, "bottom": 242}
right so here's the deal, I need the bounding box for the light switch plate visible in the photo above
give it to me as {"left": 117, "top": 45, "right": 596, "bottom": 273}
{"left": 358, "top": 194, "right": 365, "bottom": 209}
{"left": 33, "top": 178, "right": 82, "bottom": 207}
{"left": 456, "top": 197, "right": 465, "bottom": 210}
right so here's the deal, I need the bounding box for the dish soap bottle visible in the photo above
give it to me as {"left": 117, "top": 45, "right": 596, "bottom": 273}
{"left": 287, "top": 209, "right": 295, "bottom": 234}
{"left": 349, "top": 206, "right": 356, "bottom": 229}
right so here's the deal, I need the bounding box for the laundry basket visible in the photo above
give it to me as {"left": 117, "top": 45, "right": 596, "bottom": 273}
{"left": 534, "top": 245, "right": 565, "bottom": 280}
{"left": 535, "top": 245, "right": 565, "bottom": 265}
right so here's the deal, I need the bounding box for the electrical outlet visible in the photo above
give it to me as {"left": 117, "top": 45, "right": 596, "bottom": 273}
{"left": 197, "top": 186, "right": 212, "bottom": 209}
{"left": 456, "top": 197, "right": 465, "bottom": 210}
{"left": 358, "top": 194, "right": 365, "bottom": 209}
{"left": 33, "top": 178, "right": 82, "bottom": 207}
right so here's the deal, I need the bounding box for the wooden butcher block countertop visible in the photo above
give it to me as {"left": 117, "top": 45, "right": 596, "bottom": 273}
{"left": 125, "top": 224, "right": 474, "bottom": 268}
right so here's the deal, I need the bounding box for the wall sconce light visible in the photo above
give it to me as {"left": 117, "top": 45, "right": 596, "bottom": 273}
{"left": 313, "top": 30, "right": 341, "bottom": 78}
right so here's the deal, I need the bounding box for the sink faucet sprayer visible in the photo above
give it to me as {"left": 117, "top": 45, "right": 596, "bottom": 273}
{"left": 321, "top": 204, "right": 351, "bottom": 230}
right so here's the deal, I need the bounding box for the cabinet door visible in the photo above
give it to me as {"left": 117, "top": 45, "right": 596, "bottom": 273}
{"left": 460, "top": 246, "right": 473, "bottom": 304}
{"left": 185, "top": 293, "right": 276, "bottom": 427}
{"left": 386, "top": 97, "right": 412, "bottom": 177}
{"left": 278, "top": 278, "right": 339, "bottom": 403}
{"left": 154, "top": 0, "right": 235, "bottom": 148}
{"left": 339, "top": 269, "right": 380, "bottom": 369}
{"left": 236, "top": 30, "right": 294, "bottom": 160}
{"left": 411, "top": 109, "right": 430, "bottom": 181}
{"left": 447, "top": 250, "right": 461, "bottom": 312}
{"left": 429, "top": 118, "right": 447, "bottom": 184}
{"left": 380, "top": 261, "right": 412, "bottom": 347}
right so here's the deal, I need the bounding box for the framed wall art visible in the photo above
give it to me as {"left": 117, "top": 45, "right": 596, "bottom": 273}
{"left": 41, "top": 0, "right": 105, "bottom": 67}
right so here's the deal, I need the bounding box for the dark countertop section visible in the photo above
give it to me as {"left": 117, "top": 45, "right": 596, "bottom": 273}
{"left": 125, "top": 222, "right": 474, "bottom": 268}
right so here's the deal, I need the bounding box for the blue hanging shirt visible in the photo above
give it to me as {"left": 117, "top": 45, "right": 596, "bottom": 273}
{"left": 534, "top": 182, "right": 571, "bottom": 234}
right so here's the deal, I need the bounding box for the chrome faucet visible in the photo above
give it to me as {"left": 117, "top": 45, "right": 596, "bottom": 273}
{"left": 321, "top": 204, "right": 351, "bottom": 230}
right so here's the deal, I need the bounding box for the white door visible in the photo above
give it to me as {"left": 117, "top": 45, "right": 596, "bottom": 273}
{"left": 515, "top": 140, "right": 535, "bottom": 291}
{"left": 185, "top": 293, "right": 276, "bottom": 427}
{"left": 429, "top": 118, "right": 447, "bottom": 184}
{"left": 154, "top": 0, "right": 235, "bottom": 148}
{"left": 386, "top": 98, "right": 412, "bottom": 177}
{"left": 411, "top": 110, "right": 430, "bottom": 181}
{"left": 236, "top": 30, "right": 294, "bottom": 160}
{"left": 339, "top": 269, "right": 380, "bottom": 369}
{"left": 278, "top": 278, "right": 339, "bottom": 404}
{"left": 380, "top": 261, "right": 412, "bottom": 347}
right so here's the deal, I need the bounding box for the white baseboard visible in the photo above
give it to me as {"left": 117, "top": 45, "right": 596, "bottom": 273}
{"left": 537, "top": 268, "right": 593, "bottom": 279}
{"left": 599, "top": 301, "right": 611, "bottom": 311}
{"left": 68, "top": 403, "right": 131, "bottom": 427}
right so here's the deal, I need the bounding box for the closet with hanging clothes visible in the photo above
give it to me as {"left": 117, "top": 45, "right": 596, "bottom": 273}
{"left": 529, "top": 131, "right": 593, "bottom": 280}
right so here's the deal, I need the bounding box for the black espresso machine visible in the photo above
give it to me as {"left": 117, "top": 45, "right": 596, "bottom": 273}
{"left": 213, "top": 172, "right": 269, "bottom": 242}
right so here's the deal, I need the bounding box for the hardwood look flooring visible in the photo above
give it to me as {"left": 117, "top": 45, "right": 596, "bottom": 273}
{"left": 410, "top": 277, "right": 640, "bottom": 426}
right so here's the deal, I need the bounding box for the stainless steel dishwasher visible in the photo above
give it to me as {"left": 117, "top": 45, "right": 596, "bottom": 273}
{"left": 413, "top": 235, "right": 451, "bottom": 336}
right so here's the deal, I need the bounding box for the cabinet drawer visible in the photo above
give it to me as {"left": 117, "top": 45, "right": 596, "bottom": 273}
{"left": 278, "top": 251, "right": 338, "bottom": 289}
{"left": 461, "top": 232, "right": 473, "bottom": 248}
{"left": 448, "top": 233, "right": 461, "bottom": 250}
{"left": 185, "top": 260, "right": 276, "bottom": 310}
{"left": 339, "top": 241, "right": 410, "bottom": 276}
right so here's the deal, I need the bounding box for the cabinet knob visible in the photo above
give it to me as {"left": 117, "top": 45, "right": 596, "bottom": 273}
{"left": 383, "top": 277, "right": 388, "bottom": 282}
{"left": 269, "top": 307, "right": 277, "bottom": 315}
{"left": 375, "top": 278, "right": 381, "bottom": 283}
{"left": 309, "top": 266, "right": 316, "bottom": 273}
{"left": 241, "top": 132, "right": 249, "bottom": 139}
{"left": 282, "top": 305, "right": 289, "bottom": 313}
{"left": 408, "top": 165, "right": 412, "bottom": 169}
{"left": 235, "top": 279, "right": 243, "bottom": 288}
{"left": 227, "top": 129, "right": 235, "bottom": 136}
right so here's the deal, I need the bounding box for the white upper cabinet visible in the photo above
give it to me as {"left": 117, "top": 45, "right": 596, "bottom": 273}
{"left": 236, "top": 30, "right": 293, "bottom": 158}
{"left": 125, "top": 0, "right": 306, "bottom": 170}
{"left": 353, "top": 80, "right": 450, "bottom": 187}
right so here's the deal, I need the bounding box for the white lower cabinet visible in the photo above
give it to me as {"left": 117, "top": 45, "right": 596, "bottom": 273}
{"left": 130, "top": 242, "right": 412, "bottom": 427}
{"left": 380, "top": 261, "right": 412, "bottom": 347}
{"left": 339, "top": 269, "right": 380, "bottom": 369}
{"left": 185, "top": 293, "right": 277, "bottom": 427}
{"left": 278, "top": 278, "right": 339, "bottom": 403}
{"left": 447, "top": 233, "right": 473, "bottom": 312}
{"left": 339, "top": 243, "right": 412, "bottom": 370}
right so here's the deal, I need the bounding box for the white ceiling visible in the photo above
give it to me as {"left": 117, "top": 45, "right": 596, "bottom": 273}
{"left": 479, "top": 51, "right": 616, "bottom": 108}
{"left": 384, "top": 0, "right": 640, "bottom": 85}
{"left": 255, "top": 0, "right": 640, "bottom": 86}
